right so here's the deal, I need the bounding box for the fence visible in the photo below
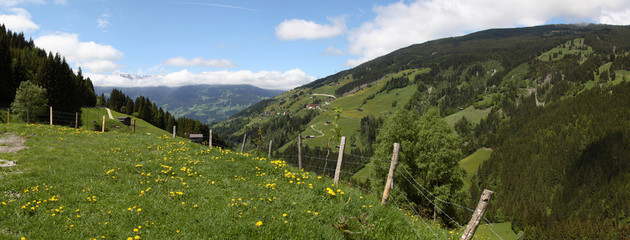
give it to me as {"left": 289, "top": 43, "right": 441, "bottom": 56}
{"left": 2, "top": 111, "right": 503, "bottom": 239}
{"left": 203, "top": 131, "right": 504, "bottom": 240}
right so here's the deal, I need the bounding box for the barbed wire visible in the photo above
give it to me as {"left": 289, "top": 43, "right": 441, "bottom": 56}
{"left": 397, "top": 166, "right": 465, "bottom": 230}
{"left": 392, "top": 185, "right": 441, "bottom": 239}
{"left": 346, "top": 152, "right": 391, "bottom": 163}
{"left": 483, "top": 218, "right": 505, "bottom": 240}
{"left": 400, "top": 165, "right": 475, "bottom": 213}
{"left": 389, "top": 194, "right": 424, "bottom": 240}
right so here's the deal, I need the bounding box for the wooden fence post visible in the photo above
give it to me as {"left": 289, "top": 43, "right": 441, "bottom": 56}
{"left": 50, "top": 106, "right": 53, "bottom": 125}
{"left": 298, "top": 134, "right": 302, "bottom": 170}
{"left": 333, "top": 136, "right": 346, "bottom": 184}
{"left": 381, "top": 142, "right": 400, "bottom": 206}
{"left": 173, "top": 126, "right": 176, "bottom": 138}
{"left": 209, "top": 129, "right": 212, "bottom": 148}
{"left": 101, "top": 116, "right": 105, "bottom": 133}
{"left": 241, "top": 134, "right": 247, "bottom": 153}
{"left": 268, "top": 140, "right": 273, "bottom": 159}
{"left": 75, "top": 112, "right": 79, "bottom": 129}
{"left": 132, "top": 119, "right": 136, "bottom": 133}
{"left": 460, "top": 189, "right": 494, "bottom": 240}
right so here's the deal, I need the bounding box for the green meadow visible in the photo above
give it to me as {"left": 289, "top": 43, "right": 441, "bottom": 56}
{"left": 0, "top": 120, "right": 506, "bottom": 239}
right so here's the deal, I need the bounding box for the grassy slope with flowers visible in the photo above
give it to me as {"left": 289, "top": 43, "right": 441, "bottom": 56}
{"left": 0, "top": 123, "right": 498, "bottom": 240}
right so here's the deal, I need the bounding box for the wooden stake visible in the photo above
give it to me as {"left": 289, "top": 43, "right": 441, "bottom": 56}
{"left": 50, "top": 106, "right": 53, "bottom": 125}
{"left": 102, "top": 115, "right": 105, "bottom": 133}
{"left": 241, "top": 134, "right": 247, "bottom": 153}
{"left": 460, "top": 189, "right": 494, "bottom": 240}
{"left": 298, "top": 134, "right": 302, "bottom": 170}
{"left": 75, "top": 112, "right": 79, "bottom": 129}
{"left": 333, "top": 136, "right": 346, "bottom": 184}
{"left": 381, "top": 142, "right": 400, "bottom": 206}
{"left": 209, "top": 129, "right": 212, "bottom": 148}
{"left": 132, "top": 119, "right": 136, "bottom": 133}
{"left": 173, "top": 125, "right": 176, "bottom": 138}
{"left": 268, "top": 140, "right": 273, "bottom": 159}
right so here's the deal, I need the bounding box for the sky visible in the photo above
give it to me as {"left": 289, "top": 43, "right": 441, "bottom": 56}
{"left": 1, "top": 0, "right": 630, "bottom": 90}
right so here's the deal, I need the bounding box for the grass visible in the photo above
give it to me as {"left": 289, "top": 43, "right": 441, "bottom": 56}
{"left": 0, "top": 123, "right": 493, "bottom": 239}
{"left": 476, "top": 222, "right": 518, "bottom": 240}
{"left": 538, "top": 38, "right": 592, "bottom": 62}
{"left": 444, "top": 106, "right": 492, "bottom": 128}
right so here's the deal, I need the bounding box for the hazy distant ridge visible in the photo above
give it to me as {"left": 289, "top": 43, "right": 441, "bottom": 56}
{"left": 95, "top": 84, "right": 284, "bottom": 123}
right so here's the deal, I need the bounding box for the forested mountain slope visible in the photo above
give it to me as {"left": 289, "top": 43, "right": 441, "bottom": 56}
{"left": 212, "top": 24, "right": 630, "bottom": 238}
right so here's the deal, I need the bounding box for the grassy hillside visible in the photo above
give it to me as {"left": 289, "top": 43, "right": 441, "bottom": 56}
{"left": 0, "top": 123, "right": 509, "bottom": 239}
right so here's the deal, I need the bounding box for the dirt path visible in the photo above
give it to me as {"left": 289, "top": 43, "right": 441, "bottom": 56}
{"left": 106, "top": 108, "right": 115, "bottom": 120}
{"left": 312, "top": 93, "right": 336, "bottom": 99}
{"left": 310, "top": 124, "right": 324, "bottom": 137}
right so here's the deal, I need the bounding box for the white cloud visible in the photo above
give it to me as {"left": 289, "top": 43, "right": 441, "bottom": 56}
{"left": 163, "top": 57, "right": 237, "bottom": 68}
{"left": 323, "top": 46, "right": 344, "bottom": 56}
{"left": 0, "top": 0, "right": 66, "bottom": 7}
{"left": 97, "top": 13, "right": 110, "bottom": 30}
{"left": 0, "top": 0, "right": 43, "bottom": 7}
{"left": 345, "top": 0, "right": 630, "bottom": 67}
{"left": 598, "top": 9, "right": 630, "bottom": 25}
{"left": 276, "top": 16, "right": 346, "bottom": 40}
{"left": 86, "top": 69, "right": 316, "bottom": 90}
{"left": 34, "top": 32, "right": 123, "bottom": 73}
{"left": 0, "top": 8, "right": 38, "bottom": 32}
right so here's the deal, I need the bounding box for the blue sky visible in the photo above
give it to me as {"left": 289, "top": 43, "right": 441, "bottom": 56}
{"left": 1, "top": 0, "right": 630, "bottom": 89}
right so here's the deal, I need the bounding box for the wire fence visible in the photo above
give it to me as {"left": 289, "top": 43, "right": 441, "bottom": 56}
{"left": 2, "top": 110, "right": 505, "bottom": 240}
{"left": 257, "top": 136, "right": 508, "bottom": 240}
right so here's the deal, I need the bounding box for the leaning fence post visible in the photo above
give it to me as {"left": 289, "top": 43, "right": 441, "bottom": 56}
{"left": 268, "top": 140, "right": 273, "bottom": 159}
{"left": 241, "top": 134, "right": 247, "bottom": 153}
{"left": 50, "top": 106, "right": 53, "bottom": 125}
{"left": 101, "top": 115, "right": 105, "bottom": 133}
{"left": 209, "top": 129, "right": 212, "bottom": 148}
{"left": 298, "top": 134, "right": 303, "bottom": 170}
{"left": 173, "top": 126, "right": 176, "bottom": 138}
{"left": 132, "top": 119, "right": 136, "bottom": 133}
{"left": 75, "top": 112, "right": 79, "bottom": 129}
{"left": 333, "top": 136, "right": 346, "bottom": 184}
{"left": 460, "top": 189, "right": 494, "bottom": 240}
{"left": 381, "top": 142, "right": 400, "bottom": 206}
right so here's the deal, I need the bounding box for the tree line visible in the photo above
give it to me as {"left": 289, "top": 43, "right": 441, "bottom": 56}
{"left": 0, "top": 25, "right": 96, "bottom": 112}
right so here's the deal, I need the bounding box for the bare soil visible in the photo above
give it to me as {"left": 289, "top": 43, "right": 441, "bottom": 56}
{"left": 0, "top": 133, "right": 28, "bottom": 154}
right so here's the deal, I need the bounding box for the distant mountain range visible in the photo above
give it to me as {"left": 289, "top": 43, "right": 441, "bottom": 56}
{"left": 95, "top": 84, "right": 284, "bottom": 124}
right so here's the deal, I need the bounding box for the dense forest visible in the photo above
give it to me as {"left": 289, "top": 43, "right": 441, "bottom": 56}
{"left": 473, "top": 82, "right": 630, "bottom": 239}
{"left": 0, "top": 25, "right": 96, "bottom": 112}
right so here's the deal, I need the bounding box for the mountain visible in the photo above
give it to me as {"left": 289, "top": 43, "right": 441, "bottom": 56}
{"left": 211, "top": 24, "right": 630, "bottom": 238}
{"left": 95, "top": 84, "right": 284, "bottom": 124}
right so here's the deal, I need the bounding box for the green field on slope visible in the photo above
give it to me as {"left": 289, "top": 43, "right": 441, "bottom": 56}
{"left": 0, "top": 122, "right": 497, "bottom": 239}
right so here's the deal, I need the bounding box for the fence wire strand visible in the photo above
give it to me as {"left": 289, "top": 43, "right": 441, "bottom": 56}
{"left": 397, "top": 167, "right": 465, "bottom": 230}
{"left": 392, "top": 186, "right": 441, "bottom": 240}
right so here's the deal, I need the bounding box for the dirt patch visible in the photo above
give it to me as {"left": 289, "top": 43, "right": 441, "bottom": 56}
{"left": 0, "top": 133, "right": 28, "bottom": 153}
{"left": 0, "top": 159, "right": 16, "bottom": 167}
